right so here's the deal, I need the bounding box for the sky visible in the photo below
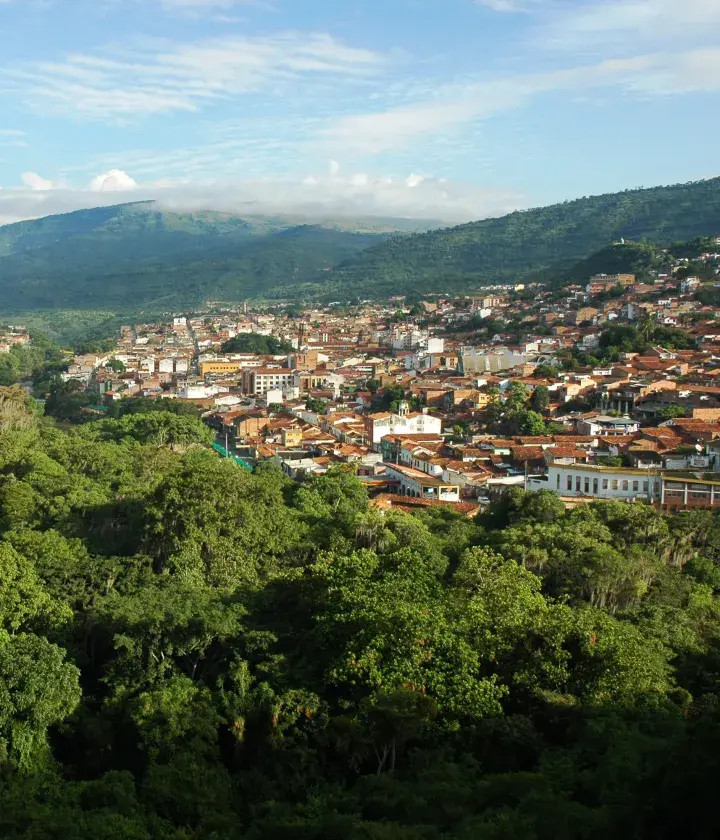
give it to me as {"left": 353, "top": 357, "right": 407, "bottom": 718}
{"left": 0, "top": 0, "right": 719, "bottom": 224}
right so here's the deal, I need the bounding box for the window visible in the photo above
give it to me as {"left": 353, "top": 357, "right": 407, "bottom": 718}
{"left": 593, "top": 478, "right": 599, "bottom": 495}
{"left": 611, "top": 480, "right": 618, "bottom": 490}
{"left": 602, "top": 479, "right": 608, "bottom": 489}
{"left": 643, "top": 481, "right": 649, "bottom": 492}
{"left": 633, "top": 481, "right": 639, "bottom": 491}
{"left": 584, "top": 478, "right": 590, "bottom": 494}
{"left": 557, "top": 474, "right": 561, "bottom": 490}
{"left": 622, "top": 481, "right": 629, "bottom": 491}
{"left": 576, "top": 477, "right": 581, "bottom": 492}
{"left": 567, "top": 475, "right": 573, "bottom": 491}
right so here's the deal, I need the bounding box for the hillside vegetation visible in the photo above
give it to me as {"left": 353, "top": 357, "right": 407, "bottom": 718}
{"left": 0, "top": 216, "right": 383, "bottom": 311}
{"left": 305, "top": 177, "right": 720, "bottom": 299}
{"left": 2, "top": 178, "right": 720, "bottom": 314}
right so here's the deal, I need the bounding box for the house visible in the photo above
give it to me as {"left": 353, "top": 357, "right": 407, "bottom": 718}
{"left": 577, "top": 415, "right": 640, "bottom": 436}
{"left": 383, "top": 462, "right": 461, "bottom": 502}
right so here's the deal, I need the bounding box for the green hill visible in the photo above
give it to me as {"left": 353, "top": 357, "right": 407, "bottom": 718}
{"left": 3, "top": 178, "right": 720, "bottom": 316}
{"left": 298, "top": 178, "right": 720, "bottom": 300}
{"left": 0, "top": 218, "right": 383, "bottom": 312}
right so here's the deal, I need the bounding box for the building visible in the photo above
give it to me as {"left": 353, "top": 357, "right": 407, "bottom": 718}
{"left": 460, "top": 347, "right": 527, "bottom": 375}
{"left": 586, "top": 273, "right": 636, "bottom": 296}
{"left": 243, "top": 368, "right": 295, "bottom": 395}
{"left": 366, "top": 402, "right": 443, "bottom": 448}
{"left": 528, "top": 463, "right": 661, "bottom": 502}
{"left": 528, "top": 462, "right": 720, "bottom": 512}
{"left": 383, "top": 462, "right": 461, "bottom": 502}
{"left": 201, "top": 360, "right": 245, "bottom": 377}
{"left": 577, "top": 415, "right": 640, "bottom": 437}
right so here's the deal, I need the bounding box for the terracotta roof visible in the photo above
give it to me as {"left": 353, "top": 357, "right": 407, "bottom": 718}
{"left": 370, "top": 493, "right": 481, "bottom": 517}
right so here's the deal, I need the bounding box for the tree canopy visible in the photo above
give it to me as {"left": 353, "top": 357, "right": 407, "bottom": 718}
{"left": 2, "top": 387, "right": 720, "bottom": 837}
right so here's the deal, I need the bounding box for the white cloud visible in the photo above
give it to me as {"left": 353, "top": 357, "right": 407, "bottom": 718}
{"left": 0, "top": 169, "right": 525, "bottom": 226}
{"left": 328, "top": 159, "right": 340, "bottom": 177}
{"left": 88, "top": 169, "right": 139, "bottom": 191}
{"left": 475, "top": 0, "right": 529, "bottom": 12}
{"left": 318, "top": 47, "right": 720, "bottom": 156}
{"left": 2, "top": 32, "right": 385, "bottom": 121}
{"left": 21, "top": 172, "right": 54, "bottom": 191}
{"left": 544, "top": 0, "right": 720, "bottom": 50}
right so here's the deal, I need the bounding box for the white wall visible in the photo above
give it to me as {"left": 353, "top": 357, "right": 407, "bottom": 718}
{"left": 529, "top": 465, "right": 660, "bottom": 501}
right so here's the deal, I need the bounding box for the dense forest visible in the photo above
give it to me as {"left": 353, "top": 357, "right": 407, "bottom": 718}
{"left": 2, "top": 178, "right": 720, "bottom": 317}
{"left": 3, "top": 385, "right": 720, "bottom": 837}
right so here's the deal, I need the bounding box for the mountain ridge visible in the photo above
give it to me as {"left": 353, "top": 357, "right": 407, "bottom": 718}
{"left": 2, "top": 177, "right": 720, "bottom": 314}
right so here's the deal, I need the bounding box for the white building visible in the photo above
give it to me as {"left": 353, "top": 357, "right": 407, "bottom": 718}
{"left": 366, "top": 402, "right": 443, "bottom": 448}
{"left": 528, "top": 463, "right": 661, "bottom": 502}
{"left": 384, "top": 462, "right": 460, "bottom": 501}
{"left": 577, "top": 415, "right": 640, "bottom": 436}
{"left": 243, "top": 367, "right": 295, "bottom": 395}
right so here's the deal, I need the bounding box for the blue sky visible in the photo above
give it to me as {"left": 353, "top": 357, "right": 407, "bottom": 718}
{"left": 0, "top": 0, "right": 719, "bottom": 223}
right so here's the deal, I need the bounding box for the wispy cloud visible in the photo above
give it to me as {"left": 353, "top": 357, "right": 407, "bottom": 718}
{"left": 317, "top": 48, "right": 720, "bottom": 156}
{"left": 0, "top": 129, "right": 27, "bottom": 148}
{"left": 475, "top": 0, "right": 532, "bottom": 12}
{"left": 541, "top": 0, "right": 720, "bottom": 51}
{"left": 2, "top": 32, "right": 385, "bottom": 121}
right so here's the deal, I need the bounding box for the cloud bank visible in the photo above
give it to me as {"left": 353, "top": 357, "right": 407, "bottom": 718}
{"left": 0, "top": 168, "right": 524, "bottom": 227}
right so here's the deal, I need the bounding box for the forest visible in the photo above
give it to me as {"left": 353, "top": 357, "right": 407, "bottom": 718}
{"left": 3, "top": 384, "right": 720, "bottom": 838}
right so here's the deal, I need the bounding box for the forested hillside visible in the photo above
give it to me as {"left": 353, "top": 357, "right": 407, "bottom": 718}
{"left": 0, "top": 223, "right": 382, "bottom": 311}
{"left": 308, "top": 177, "right": 720, "bottom": 299}
{"left": 4, "top": 386, "right": 720, "bottom": 837}
{"left": 3, "top": 177, "right": 720, "bottom": 314}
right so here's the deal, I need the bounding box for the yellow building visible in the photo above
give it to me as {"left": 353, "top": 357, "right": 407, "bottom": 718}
{"left": 200, "top": 360, "right": 244, "bottom": 376}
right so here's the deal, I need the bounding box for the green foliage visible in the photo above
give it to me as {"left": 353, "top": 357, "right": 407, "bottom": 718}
{"left": 530, "top": 385, "right": 550, "bottom": 412}
{"left": 108, "top": 396, "right": 202, "bottom": 419}
{"left": 220, "top": 333, "right": 293, "bottom": 355}
{"left": 4, "top": 388, "right": 720, "bottom": 835}
{"left": 657, "top": 405, "right": 688, "bottom": 421}
{"left": 306, "top": 397, "right": 329, "bottom": 414}
{"left": 77, "top": 412, "right": 215, "bottom": 449}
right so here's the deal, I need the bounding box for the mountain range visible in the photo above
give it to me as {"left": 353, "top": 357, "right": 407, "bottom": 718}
{"left": 1, "top": 178, "right": 720, "bottom": 320}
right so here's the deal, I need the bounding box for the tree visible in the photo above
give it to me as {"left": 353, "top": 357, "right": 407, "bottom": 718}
{"left": 519, "top": 410, "right": 547, "bottom": 436}
{"left": 221, "top": 334, "right": 293, "bottom": 355}
{"left": 79, "top": 412, "right": 214, "bottom": 450}
{"left": 530, "top": 385, "right": 550, "bottom": 413}
{"left": 0, "top": 631, "right": 81, "bottom": 771}
{"left": 306, "top": 397, "right": 328, "bottom": 414}
{"left": 657, "top": 405, "right": 687, "bottom": 422}
{"left": 105, "top": 358, "right": 126, "bottom": 374}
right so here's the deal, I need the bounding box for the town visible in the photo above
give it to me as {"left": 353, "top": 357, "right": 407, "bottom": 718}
{"left": 21, "top": 236, "right": 719, "bottom": 516}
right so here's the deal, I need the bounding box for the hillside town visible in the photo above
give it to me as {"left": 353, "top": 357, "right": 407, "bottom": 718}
{"left": 34, "top": 238, "right": 720, "bottom": 514}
